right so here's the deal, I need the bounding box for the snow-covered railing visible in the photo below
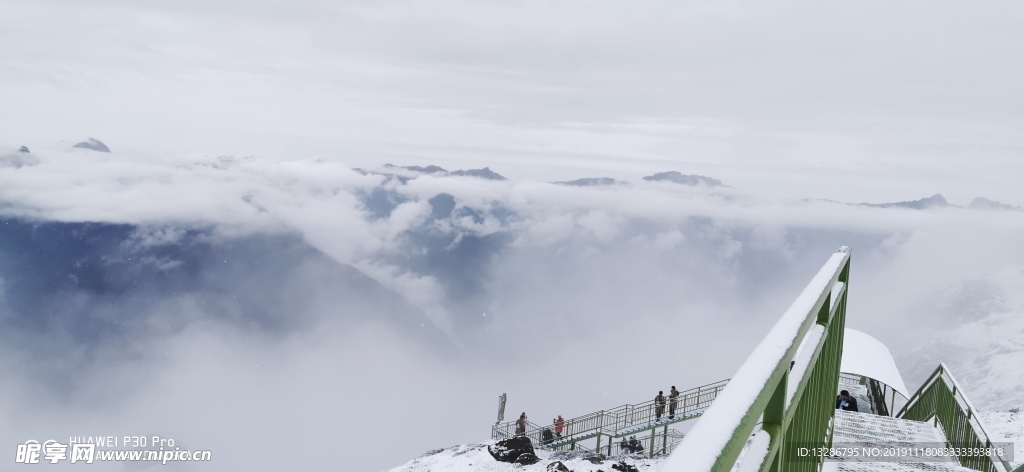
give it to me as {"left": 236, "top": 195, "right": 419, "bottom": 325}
{"left": 662, "top": 247, "right": 852, "bottom": 472}
{"left": 491, "top": 378, "right": 729, "bottom": 456}
{"left": 897, "top": 363, "right": 1014, "bottom": 472}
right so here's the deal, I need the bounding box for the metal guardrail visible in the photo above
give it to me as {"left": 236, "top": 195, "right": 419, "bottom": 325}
{"left": 896, "top": 363, "right": 1014, "bottom": 472}
{"left": 492, "top": 379, "right": 729, "bottom": 457}
{"left": 663, "top": 247, "right": 852, "bottom": 472}
{"left": 601, "top": 429, "right": 687, "bottom": 457}
{"left": 867, "top": 378, "right": 890, "bottom": 417}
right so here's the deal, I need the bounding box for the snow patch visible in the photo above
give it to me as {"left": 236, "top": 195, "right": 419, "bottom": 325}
{"left": 386, "top": 441, "right": 665, "bottom": 472}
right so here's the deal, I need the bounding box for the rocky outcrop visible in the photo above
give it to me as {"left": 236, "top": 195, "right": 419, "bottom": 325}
{"left": 515, "top": 452, "right": 540, "bottom": 465}
{"left": 612, "top": 461, "right": 639, "bottom": 472}
{"left": 487, "top": 436, "right": 536, "bottom": 464}
{"left": 547, "top": 460, "right": 571, "bottom": 472}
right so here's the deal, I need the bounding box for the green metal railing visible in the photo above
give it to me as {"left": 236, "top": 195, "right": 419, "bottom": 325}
{"left": 866, "top": 378, "right": 890, "bottom": 417}
{"left": 663, "top": 247, "right": 851, "bottom": 472}
{"left": 601, "top": 428, "right": 687, "bottom": 457}
{"left": 492, "top": 378, "right": 729, "bottom": 457}
{"left": 896, "top": 363, "right": 1014, "bottom": 472}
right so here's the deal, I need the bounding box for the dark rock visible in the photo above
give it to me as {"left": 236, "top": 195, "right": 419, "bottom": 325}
{"left": 72, "top": 138, "right": 111, "bottom": 152}
{"left": 515, "top": 452, "right": 540, "bottom": 465}
{"left": 612, "top": 461, "right": 639, "bottom": 472}
{"left": 488, "top": 436, "right": 536, "bottom": 463}
{"left": 643, "top": 171, "right": 723, "bottom": 186}
{"left": 547, "top": 460, "right": 571, "bottom": 472}
{"left": 586, "top": 454, "right": 605, "bottom": 463}
{"left": 420, "top": 448, "right": 445, "bottom": 457}
{"left": 18, "top": 146, "right": 30, "bottom": 153}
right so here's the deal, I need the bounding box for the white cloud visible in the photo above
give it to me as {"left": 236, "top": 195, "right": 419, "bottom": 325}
{"left": 1, "top": 1, "right": 1023, "bottom": 469}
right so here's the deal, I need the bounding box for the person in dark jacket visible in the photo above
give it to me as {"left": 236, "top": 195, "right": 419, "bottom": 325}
{"left": 836, "top": 390, "right": 859, "bottom": 412}
{"left": 628, "top": 436, "right": 643, "bottom": 453}
{"left": 541, "top": 428, "right": 554, "bottom": 445}
{"left": 619, "top": 437, "right": 629, "bottom": 455}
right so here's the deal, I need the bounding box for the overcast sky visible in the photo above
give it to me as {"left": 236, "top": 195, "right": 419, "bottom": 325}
{"left": 2, "top": 0, "right": 1022, "bottom": 204}
{"left": 1, "top": 1, "right": 1023, "bottom": 471}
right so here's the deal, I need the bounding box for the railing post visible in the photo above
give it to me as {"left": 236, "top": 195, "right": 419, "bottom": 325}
{"left": 649, "top": 427, "right": 656, "bottom": 459}
{"left": 663, "top": 424, "right": 669, "bottom": 455}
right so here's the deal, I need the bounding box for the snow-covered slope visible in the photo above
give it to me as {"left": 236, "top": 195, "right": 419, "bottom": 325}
{"left": 386, "top": 441, "right": 664, "bottom": 472}
{"left": 977, "top": 406, "right": 1024, "bottom": 469}
{"left": 899, "top": 267, "right": 1024, "bottom": 411}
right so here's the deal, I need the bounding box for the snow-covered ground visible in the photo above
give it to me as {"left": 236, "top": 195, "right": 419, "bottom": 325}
{"left": 388, "top": 404, "right": 1022, "bottom": 472}
{"left": 977, "top": 406, "right": 1024, "bottom": 469}
{"left": 899, "top": 267, "right": 1024, "bottom": 412}
{"left": 386, "top": 441, "right": 665, "bottom": 472}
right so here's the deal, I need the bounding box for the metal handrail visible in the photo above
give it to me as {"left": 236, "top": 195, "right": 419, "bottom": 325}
{"left": 604, "top": 429, "right": 687, "bottom": 457}
{"left": 663, "top": 247, "right": 852, "bottom": 472}
{"left": 896, "top": 363, "right": 1013, "bottom": 472}
{"left": 867, "top": 378, "right": 890, "bottom": 416}
{"left": 492, "top": 378, "right": 729, "bottom": 448}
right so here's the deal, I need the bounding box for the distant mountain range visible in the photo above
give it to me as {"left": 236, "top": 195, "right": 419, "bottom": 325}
{"left": 553, "top": 177, "right": 623, "bottom": 187}
{"left": 642, "top": 171, "right": 724, "bottom": 186}
{"left": 6, "top": 139, "right": 1019, "bottom": 211}
{"left": 822, "top": 194, "right": 1021, "bottom": 211}
{"left": 0, "top": 218, "right": 454, "bottom": 355}
{"left": 554, "top": 172, "right": 725, "bottom": 187}
{"left": 381, "top": 164, "right": 508, "bottom": 180}
{"left": 968, "top": 197, "right": 1022, "bottom": 211}
{"left": 362, "top": 163, "right": 730, "bottom": 188}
